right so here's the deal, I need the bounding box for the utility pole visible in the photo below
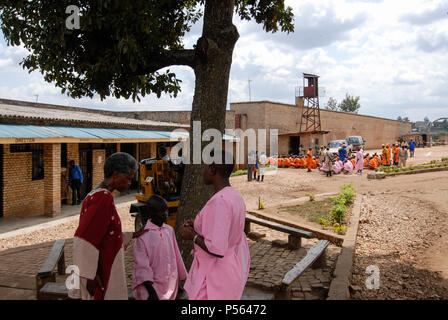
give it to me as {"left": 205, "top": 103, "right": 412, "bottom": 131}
{"left": 248, "top": 79, "right": 252, "bottom": 102}
{"left": 34, "top": 94, "right": 39, "bottom": 103}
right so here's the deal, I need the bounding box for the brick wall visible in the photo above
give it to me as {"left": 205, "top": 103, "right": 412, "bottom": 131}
{"left": 92, "top": 150, "right": 105, "bottom": 189}
{"left": 2, "top": 144, "right": 45, "bottom": 218}
{"left": 44, "top": 143, "right": 61, "bottom": 217}
{"left": 230, "top": 101, "right": 412, "bottom": 151}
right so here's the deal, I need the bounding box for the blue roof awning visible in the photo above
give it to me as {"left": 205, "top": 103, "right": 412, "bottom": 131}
{"left": 0, "top": 124, "right": 237, "bottom": 143}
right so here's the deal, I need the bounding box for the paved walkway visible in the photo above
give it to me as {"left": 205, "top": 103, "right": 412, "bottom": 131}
{"left": 0, "top": 226, "right": 341, "bottom": 300}
{"left": 0, "top": 192, "right": 137, "bottom": 237}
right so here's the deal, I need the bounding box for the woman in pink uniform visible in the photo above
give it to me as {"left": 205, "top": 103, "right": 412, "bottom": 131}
{"left": 180, "top": 151, "right": 250, "bottom": 300}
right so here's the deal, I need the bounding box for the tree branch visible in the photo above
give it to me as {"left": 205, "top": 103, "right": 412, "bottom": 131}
{"left": 138, "top": 49, "right": 196, "bottom": 75}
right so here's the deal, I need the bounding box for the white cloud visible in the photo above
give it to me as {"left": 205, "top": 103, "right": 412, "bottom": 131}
{"left": 0, "top": 0, "right": 447, "bottom": 121}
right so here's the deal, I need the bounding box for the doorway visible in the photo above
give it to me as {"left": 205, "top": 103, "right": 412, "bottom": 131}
{"left": 79, "top": 146, "right": 93, "bottom": 199}
{"left": 289, "top": 136, "right": 300, "bottom": 155}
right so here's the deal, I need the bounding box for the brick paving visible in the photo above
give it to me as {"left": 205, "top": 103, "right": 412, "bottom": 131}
{"left": 0, "top": 225, "right": 341, "bottom": 300}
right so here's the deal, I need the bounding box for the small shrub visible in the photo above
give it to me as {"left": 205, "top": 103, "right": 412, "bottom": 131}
{"left": 444, "top": 163, "right": 448, "bottom": 167}
{"left": 409, "top": 166, "right": 415, "bottom": 170}
{"left": 307, "top": 193, "right": 316, "bottom": 201}
{"left": 330, "top": 202, "right": 347, "bottom": 223}
{"left": 319, "top": 217, "right": 332, "bottom": 228}
{"left": 442, "top": 157, "right": 448, "bottom": 162}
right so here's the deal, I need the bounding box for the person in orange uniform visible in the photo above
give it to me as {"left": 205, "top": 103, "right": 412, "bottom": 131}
{"left": 369, "top": 153, "right": 379, "bottom": 169}
{"left": 392, "top": 143, "right": 400, "bottom": 166}
{"left": 382, "top": 144, "right": 389, "bottom": 166}
{"left": 306, "top": 148, "right": 313, "bottom": 172}
{"left": 363, "top": 153, "right": 370, "bottom": 168}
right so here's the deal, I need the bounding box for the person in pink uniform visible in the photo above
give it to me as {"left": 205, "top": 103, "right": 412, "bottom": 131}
{"left": 132, "top": 195, "right": 187, "bottom": 300}
{"left": 343, "top": 159, "right": 354, "bottom": 174}
{"left": 69, "top": 152, "right": 147, "bottom": 300}
{"left": 355, "top": 147, "right": 364, "bottom": 175}
{"left": 181, "top": 150, "right": 250, "bottom": 300}
{"left": 332, "top": 157, "right": 342, "bottom": 174}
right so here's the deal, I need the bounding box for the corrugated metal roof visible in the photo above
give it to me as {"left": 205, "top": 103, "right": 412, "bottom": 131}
{"left": 0, "top": 124, "right": 63, "bottom": 138}
{"left": 0, "top": 124, "right": 236, "bottom": 141}
{"left": 0, "top": 102, "right": 187, "bottom": 128}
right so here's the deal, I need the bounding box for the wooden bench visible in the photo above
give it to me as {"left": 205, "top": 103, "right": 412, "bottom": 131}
{"left": 36, "top": 239, "right": 67, "bottom": 300}
{"left": 245, "top": 214, "right": 315, "bottom": 249}
{"left": 275, "top": 240, "right": 330, "bottom": 299}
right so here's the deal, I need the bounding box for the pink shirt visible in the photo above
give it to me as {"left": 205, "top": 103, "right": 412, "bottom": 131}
{"left": 344, "top": 161, "right": 354, "bottom": 173}
{"left": 184, "top": 186, "right": 250, "bottom": 300}
{"left": 355, "top": 150, "right": 364, "bottom": 171}
{"left": 333, "top": 161, "right": 343, "bottom": 173}
{"left": 132, "top": 220, "right": 187, "bottom": 300}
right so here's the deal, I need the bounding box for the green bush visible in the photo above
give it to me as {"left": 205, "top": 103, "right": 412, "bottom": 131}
{"left": 409, "top": 166, "right": 415, "bottom": 170}
{"left": 442, "top": 157, "right": 448, "bottom": 162}
{"left": 330, "top": 202, "right": 347, "bottom": 223}
{"left": 444, "top": 163, "right": 448, "bottom": 167}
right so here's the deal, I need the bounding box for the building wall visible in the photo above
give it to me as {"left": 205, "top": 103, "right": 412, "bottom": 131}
{"left": 230, "top": 101, "right": 412, "bottom": 152}
{"left": 92, "top": 149, "right": 105, "bottom": 189}
{"left": 122, "top": 110, "right": 237, "bottom": 130}
{"left": 44, "top": 143, "right": 61, "bottom": 217}
{"left": 2, "top": 144, "right": 45, "bottom": 218}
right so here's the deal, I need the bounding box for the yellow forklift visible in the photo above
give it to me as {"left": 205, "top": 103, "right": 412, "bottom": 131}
{"left": 130, "top": 157, "right": 184, "bottom": 231}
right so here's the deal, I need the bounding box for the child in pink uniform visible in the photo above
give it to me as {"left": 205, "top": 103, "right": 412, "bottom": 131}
{"left": 132, "top": 195, "right": 187, "bottom": 300}
{"left": 181, "top": 150, "right": 250, "bottom": 300}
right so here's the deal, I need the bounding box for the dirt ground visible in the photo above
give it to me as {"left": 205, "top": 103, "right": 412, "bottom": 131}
{"left": 231, "top": 145, "right": 448, "bottom": 299}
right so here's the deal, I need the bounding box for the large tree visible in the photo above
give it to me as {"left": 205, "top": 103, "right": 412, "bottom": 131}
{"left": 338, "top": 93, "right": 361, "bottom": 114}
{"left": 1, "top": 0, "right": 294, "bottom": 266}
{"left": 325, "top": 97, "right": 338, "bottom": 111}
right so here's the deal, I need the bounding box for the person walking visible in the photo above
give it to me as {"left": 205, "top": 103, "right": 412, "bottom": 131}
{"left": 408, "top": 138, "right": 416, "bottom": 158}
{"left": 68, "top": 160, "right": 83, "bottom": 205}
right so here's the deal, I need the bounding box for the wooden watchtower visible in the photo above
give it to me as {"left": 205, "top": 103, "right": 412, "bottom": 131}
{"left": 298, "top": 73, "right": 322, "bottom": 133}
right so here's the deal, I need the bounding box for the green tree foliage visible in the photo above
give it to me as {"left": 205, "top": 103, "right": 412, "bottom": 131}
{"left": 0, "top": 1, "right": 294, "bottom": 101}
{"left": 325, "top": 97, "right": 338, "bottom": 111}
{"left": 338, "top": 93, "right": 361, "bottom": 113}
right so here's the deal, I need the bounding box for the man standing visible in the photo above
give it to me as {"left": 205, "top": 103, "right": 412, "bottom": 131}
{"left": 398, "top": 145, "right": 409, "bottom": 168}
{"left": 247, "top": 151, "right": 254, "bottom": 181}
{"left": 324, "top": 147, "right": 333, "bottom": 177}
{"left": 339, "top": 144, "right": 347, "bottom": 163}
{"left": 258, "top": 152, "right": 268, "bottom": 182}
{"left": 408, "top": 138, "right": 416, "bottom": 158}
{"left": 69, "top": 160, "right": 83, "bottom": 205}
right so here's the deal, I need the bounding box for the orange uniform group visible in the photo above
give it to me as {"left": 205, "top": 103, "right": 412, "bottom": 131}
{"left": 276, "top": 156, "right": 318, "bottom": 169}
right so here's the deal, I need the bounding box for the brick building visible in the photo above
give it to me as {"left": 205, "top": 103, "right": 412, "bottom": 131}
{"left": 230, "top": 100, "right": 412, "bottom": 156}
{"left": 0, "top": 99, "right": 188, "bottom": 218}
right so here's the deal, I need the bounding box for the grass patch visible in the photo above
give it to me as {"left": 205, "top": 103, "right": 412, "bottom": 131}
{"left": 281, "top": 198, "right": 334, "bottom": 223}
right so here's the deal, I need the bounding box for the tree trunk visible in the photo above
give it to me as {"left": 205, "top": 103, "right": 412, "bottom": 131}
{"left": 175, "top": 0, "right": 239, "bottom": 269}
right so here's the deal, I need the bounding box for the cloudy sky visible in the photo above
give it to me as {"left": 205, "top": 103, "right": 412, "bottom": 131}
{"left": 0, "top": 0, "right": 447, "bottom": 122}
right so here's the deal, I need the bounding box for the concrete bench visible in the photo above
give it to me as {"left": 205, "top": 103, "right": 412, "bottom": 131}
{"left": 275, "top": 240, "right": 330, "bottom": 299}
{"left": 36, "top": 239, "right": 66, "bottom": 300}
{"left": 245, "top": 214, "right": 315, "bottom": 249}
